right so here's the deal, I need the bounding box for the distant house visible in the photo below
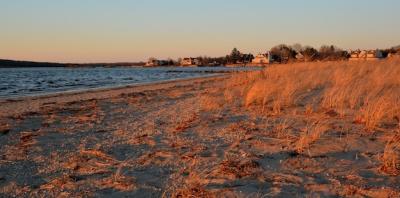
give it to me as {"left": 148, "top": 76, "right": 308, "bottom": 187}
{"left": 252, "top": 53, "right": 271, "bottom": 65}
{"left": 145, "top": 58, "right": 170, "bottom": 67}
{"left": 207, "top": 61, "right": 221, "bottom": 67}
{"left": 295, "top": 53, "right": 305, "bottom": 62}
{"left": 388, "top": 52, "right": 400, "bottom": 58}
{"left": 349, "top": 50, "right": 361, "bottom": 61}
{"left": 349, "top": 49, "right": 383, "bottom": 61}
{"left": 145, "top": 59, "right": 157, "bottom": 67}
{"left": 366, "top": 50, "right": 383, "bottom": 60}
{"left": 181, "top": 58, "right": 200, "bottom": 66}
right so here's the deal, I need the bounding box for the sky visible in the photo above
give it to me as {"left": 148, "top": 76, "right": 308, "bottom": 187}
{"left": 1, "top": 0, "right": 399, "bottom": 63}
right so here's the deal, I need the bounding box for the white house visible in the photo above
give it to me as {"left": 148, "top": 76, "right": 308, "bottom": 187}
{"left": 252, "top": 53, "right": 271, "bottom": 64}
{"left": 181, "top": 58, "right": 200, "bottom": 66}
{"left": 145, "top": 58, "right": 159, "bottom": 67}
{"left": 349, "top": 49, "right": 383, "bottom": 61}
{"left": 145, "top": 58, "right": 169, "bottom": 66}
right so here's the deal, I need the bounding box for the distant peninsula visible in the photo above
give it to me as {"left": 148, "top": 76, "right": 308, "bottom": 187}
{"left": 0, "top": 59, "right": 145, "bottom": 68}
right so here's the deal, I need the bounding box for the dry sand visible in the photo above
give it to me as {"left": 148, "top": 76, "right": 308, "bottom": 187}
{"left": 0, "top": 73, "right": 399, "bottom": 197}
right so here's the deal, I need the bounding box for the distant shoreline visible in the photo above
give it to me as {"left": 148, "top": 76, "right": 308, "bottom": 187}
{"left": 0, "top": 58, "right": 269, "bottom": 68}
{"left": 0, "top": 59, "right": 146, "bottom": 68}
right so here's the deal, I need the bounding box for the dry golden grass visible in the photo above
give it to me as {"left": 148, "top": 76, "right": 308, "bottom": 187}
{"left": 0, "top": 182, "right": 31, "bottom": 196}
{"left": 381, "top": 132, "right": 400, "bottom": 175}
{"left": 240, "top": 58, "right": 400, "bottom": 131}
{"left": 63, "top": 149, "right": 118, "bottom": 175}
{"left": 2, "top": 131, "right": 40, "bottom": 161}
{"left": 168, "top": 186, "right": 215, "bottom": 198}
{"left": 295, "top": 120, "right": 330, "bottom": 154}
{"left": 128, "top": 133, "right": 157, "bottom": 147}
{"left": 200, "top": 94, "right": 224, "bottom": 112}
{"left": 357, "top": 96, "right": 394, "bottom": 131}
{"left": 274, "top": 118, "right": 290, "bottom": 139}
{"left": 341, "top": 184, "right": 400, "bottom": 198}
{"left": 174, "top": 112, "right": 198, "bottom": 133}
{"left": 216, "top": 157, "right": 262, "bottom": 180}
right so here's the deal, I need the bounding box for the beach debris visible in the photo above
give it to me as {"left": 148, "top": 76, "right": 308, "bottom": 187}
{"left": 0, "top": 123, "right": 10, "bottom": 135}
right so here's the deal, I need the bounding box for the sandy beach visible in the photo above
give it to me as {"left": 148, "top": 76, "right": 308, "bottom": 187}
{"left": 1, "top": 64, "right": 400, "bottom": 197}
{"left": 0, "top": 75, "right": 226, "bottom": 118}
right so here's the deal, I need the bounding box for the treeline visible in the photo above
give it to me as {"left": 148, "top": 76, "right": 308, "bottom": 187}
{"left": 381, "top": 45, "right": 400, "bottom": 57}
{"left": 187, "top": 43, "right": 400, "bottom": 66}
{"left": 178, "top": 44, "right": 351, "bottom": 66}
{"left": 0, "top": 59, "right": 67, "bottom": 68}
{"left": 0, "top": 59, "right": 146, "bottom": 68}
{"left": 175, "top": 48, "right": 254, "bottom": 66}
{"left": 270, "top": 44, "right": 349, "bottom": 63}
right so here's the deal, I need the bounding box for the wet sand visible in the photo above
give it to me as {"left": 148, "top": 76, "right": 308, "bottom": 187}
{"left": 0, "top": 74, "right": 399, "bottom": 197}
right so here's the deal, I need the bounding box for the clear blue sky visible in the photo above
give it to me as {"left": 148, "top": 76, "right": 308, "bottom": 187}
{"left": 1, "top": 0, "right": 399, "bottom": 62}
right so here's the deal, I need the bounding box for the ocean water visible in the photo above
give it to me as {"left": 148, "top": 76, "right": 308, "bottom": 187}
{"left": 0, "top": 66, "right": 259, "bottom": 99}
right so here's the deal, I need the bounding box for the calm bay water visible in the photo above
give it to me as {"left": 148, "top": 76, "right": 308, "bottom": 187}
{"left": 0, "top": 66, "right": 259, "bottom": 99}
